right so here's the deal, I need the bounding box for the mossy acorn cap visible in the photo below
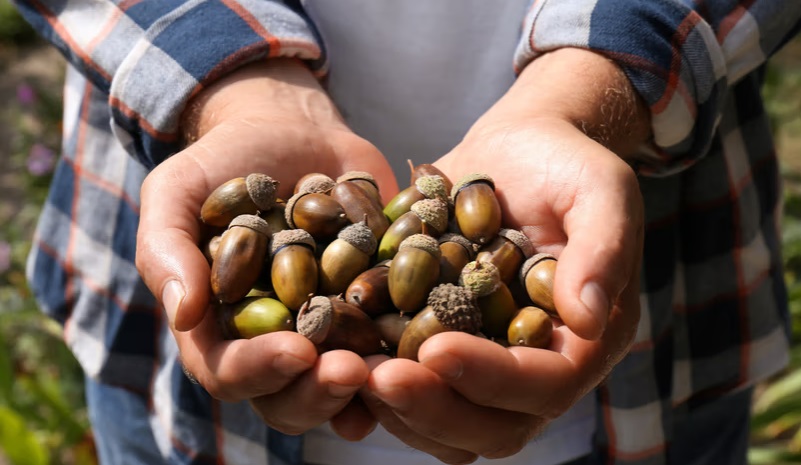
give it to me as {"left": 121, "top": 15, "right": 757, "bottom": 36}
{"left": 426, "top": 283, "right": 482, "bottom": 333}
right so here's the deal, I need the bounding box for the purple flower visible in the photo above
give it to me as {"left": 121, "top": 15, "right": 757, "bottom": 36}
{"left": 16, "top": 83, "right": 37, "bottom": 106}
{"left": 27, "top": 143, "right": 56, "bottom": 176}
{"left": 0, "top": 241, "right": 10, "bottom": 274}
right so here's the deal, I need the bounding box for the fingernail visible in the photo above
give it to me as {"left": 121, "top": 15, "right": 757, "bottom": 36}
{"left": 580, "top": 281, "right": 610, "bottom": 331}
{"left": 162, "top": 280, "right": 185, "bottom": 330}
{"left": 420, "top": 353, "right": 463, "bottom": 381}
{"left": 327, "top": 382, "right": 360, "bottom": 399}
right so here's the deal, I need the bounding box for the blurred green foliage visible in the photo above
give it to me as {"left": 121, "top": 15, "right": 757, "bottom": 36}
{"left": 0, "top": 0, "right": 38, "bottom": 45}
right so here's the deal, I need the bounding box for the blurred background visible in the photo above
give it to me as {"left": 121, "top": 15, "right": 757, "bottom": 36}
{"left": 0, "top": 2, "right": 799, "bottom": 464}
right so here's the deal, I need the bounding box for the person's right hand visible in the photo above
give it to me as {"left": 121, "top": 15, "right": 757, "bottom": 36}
{"left": 135, "top": 58, "right": 398, "bottom": 438}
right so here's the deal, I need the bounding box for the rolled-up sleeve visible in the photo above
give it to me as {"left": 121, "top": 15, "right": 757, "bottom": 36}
{"left": 14, "top": 0, "right": 325, "bottom": 168}
{"left": 514, "top": 0, "right": 801, "bottom": 176}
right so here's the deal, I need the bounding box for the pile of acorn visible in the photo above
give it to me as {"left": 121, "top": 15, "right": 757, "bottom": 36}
{"left": 199, "top": 163, "right": 558, "bottom": 361}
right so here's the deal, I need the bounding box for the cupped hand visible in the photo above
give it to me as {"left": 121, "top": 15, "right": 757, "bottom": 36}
{"left": 360, "top": 48, "right": 649, "bottom": 463}
{"left": 135, "top": 58, "right": 397, "bottom": 436}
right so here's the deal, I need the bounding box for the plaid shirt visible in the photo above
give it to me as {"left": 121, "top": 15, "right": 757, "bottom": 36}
{"left": 17, "top": 0, "right": 801, "bottom": 464}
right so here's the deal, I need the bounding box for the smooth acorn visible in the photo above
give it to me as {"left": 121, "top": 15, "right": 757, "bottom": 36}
{"left": 459, "top": 260, "right": 518, "bottom": 339}
{"left": 388, "top": 234, "right": 442, "bottom": 314}
{"left": 437, "top": 233, "right": 478, "bottom": 284}
{"left": 337, "top": 171, "right": 383, "bottom": 210}
{"left": 260, "top": 199, "right": 289, "bottom": 233}
{"left": 318, "top": 221, "right": 377, "bottom": 296}
{"left": 217, "top": 296, "right": 294, "bottom": 339}
{"left": 269, "top": 229, "right": 318, "bottom": 311}
{"left": 396, "top": 283, "right": 482, "bottom": 361}
{"left": 294, "top": 173, "right": 335, "bottom": 195}
{"left": 507, "top": 306, "right": 553, "bottom": 348}
{"left": 210, "top": 215, "right": 272, "bottom": 304}
{"left": 407, "top": 159, "right": 453, "bottom": 196}
{"left": 297, "top": 295, "right": 384, "bottom": 356}
{"left": 451, "top": 173, "right": 502, "bottom": 245}
{"left": 345, "top": 260, "right": 395, "bottom": 317}
{"left": 374, "top": 312, "right": 411, "bottom": 349}
{"left": 377, "top": 198, "right": 449, "bottom": 261}
{"left": 519, "top": 253, "right": 557, "bottom": 316}
{"left": 201, "top": 174, "right": 279, "bottom": 227}
{"left": 285, "top": 191, "right": 350, "bottom": 242}
{"left": 476, "top": 228, "right": 534, "bottom": 284}
{"left": 383, "top": 174, "right": 449, "bottom": 223}
{"left": 202, "top": 234, "right": 222, "bottom": 264}
{"left": 331, "top": 179, "right": 390, "bottom": 240}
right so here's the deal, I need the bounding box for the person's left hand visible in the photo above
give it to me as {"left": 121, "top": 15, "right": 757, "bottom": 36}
{"left": 358, "top": 48, "right": 648, "bottom": 464}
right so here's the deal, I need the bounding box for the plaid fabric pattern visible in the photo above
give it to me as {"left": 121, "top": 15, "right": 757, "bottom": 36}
{"left": 18, "top": 0, "right": 800, "bottom": 464}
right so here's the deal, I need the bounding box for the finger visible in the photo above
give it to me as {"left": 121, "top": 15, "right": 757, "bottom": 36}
{"left": 174, "top": 308, "right": 318, "bottom": 401}
{"left": 249, "top": 350, "right": 370, "bottom": 435}
{"left": 551, "top": 147, "right": 643, "bottom": 340}
{"left": 329, "top": 395, "right": 377, "bottom": 441}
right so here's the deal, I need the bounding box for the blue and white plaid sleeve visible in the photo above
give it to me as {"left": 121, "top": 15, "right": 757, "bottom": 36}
{"left": 514, "top": 0, "right": 801, "bottom": 175}
{"left": 13, "top": 0, "right": 326, "bottom": 169}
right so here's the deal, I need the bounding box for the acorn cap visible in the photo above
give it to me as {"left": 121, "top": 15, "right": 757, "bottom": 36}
{"left": 415, "top": 175, "right": 448, "bottom": 202}
{"left": 498, "top": 229, "right": 535, "bottom": 258}
{"left": 245, "top": 173, "right": 279, "bottom": 211}
{"left": 297, "top": 174, "right": 336, "bottom": 194}
{"left": 296, "top": 296, "right": 332, "bottom": 344}
{"left": 410, "top": 198, "right": 449, "bottom": 234}
{"left": 426, "top": 283, "right": 481, "bottom": 333}
{"left": 398, "top": 234, "right": 441, "bottom": 259}
{"left": 270, "top": 228, "right": 316, "bottom": 256}
{"left": 450, "top": 173, "right": 495, "bottom": 202}
{"left": 228, "top": 214, "right": 272, "bottom": 237}
{"left": 283, "top": 191, "right": 309, "bottom": 228}
{"left": 519, "top": 252, "right": 557, "bottom": 282}
{"left": 459, "top": 261, "right": 501, "bottom": 297}
{"left": 337, "top": 171, "right": 378, "bottom": 188}
{"left": 438, "top": 233, "right": 479, "bottom": 259}
{"left": 337, "top": 221, "right": 378, "bottom": 255}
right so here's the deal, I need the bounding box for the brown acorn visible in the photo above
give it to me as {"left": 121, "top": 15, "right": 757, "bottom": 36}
{"left": 396, "top": 283, "right": 482, "bottom": 361}
{"left": 318, "top": 221, "right": 378, "bottom": 296}
{"left": 330, "top": 179, "right": 390, "bottom": 240}
{"left": 202, "top": 234, "right": 222, "bottom": 264}
{"left": 210, "top": 215, "right": 272, "bottom": 304}
{"left": 476, "top": 228, "right": 535, "bottom": 285}
{"left": 297, "top": 295, "right": 384, "bottom": 356}
{"left": 200, "top": 174, "right": 279, "bottom": 227}
{"left": 437, "top": 233, "right": 478, "bottom": 284}
{"left": 260, "top": 199, "right": 289, "bottom": 234}
{"left": 374, "top": 312, "right": 411, "bottom": 349}
{"left": 507, "top": 306, "right": 553, "bottom": 348}
{"left": 217, "top": 296, "right": 294, "bottom": 340}
{"left": 459, "top": 260, "right": 518, "bottom": 339}
{"left": 377, "top": 198, "right": 449, "bottom": 262}
{"left": 285, "top": 191, "right": 350, "bottom": 242}
{"left": 451, "top": 173, "right": 502, "bottom": 245}
{"left": 345, "top": 260, "right": 395, "bottom": 317}
{"left": 269, "top": 229, "right": 318, "bottom": 311}
{"left": 383, "top": 174, "right": 449, "bottom": 223}
{"left": 337, "top": 171, "right": 383, "bottom": 209}
{"left": 388, "top": 234, "right": 442, "bottom": 314}
{"left": 407, "top": 160, "right": 453, "bottom": 196}
{"left": 519, "top": 253, "right": 557, "bottom": 316}
{"left": 294, "top": 173, "right": 335, "bottom": 195}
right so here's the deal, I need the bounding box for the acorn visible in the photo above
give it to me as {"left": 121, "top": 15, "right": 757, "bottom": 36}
{"left": 396, "top": 283, "right": 482, "bottom": 361}
{"left": 260, "top": 199, "right": 289, "bottom": 233}
{"left": 331, "top": 179, "right": 390, "bottom": 240}
{"left": 476, "top": 228, "right": 534, "bottom": 285}
{"left": 383, "top": 174, "right": 449, "bottom": 223}
{"left": 507, "top": 306, "right": 553, "bottom": 348}
{"left": 345, "top": 260, "right": 395, "bottom": 317}
{"left": 437, "top": 233, "right": 478, "bottom": 284}
{"left": 388, "top": 234, "right": 442, "bottom": 314}
{"left": 337, "top": 171, "right": 383, "bottom": 209}
{"left": 459, "top": 260, "right": 518, "bottom": 339}
{"left": 285, "top": 191, "right": 350, "bottom": 242}
{"left": 200, "top": 174, "right": 279, "bottom": 227}
{"left": 202, "top": 234, "right": 222, "bottom": 264}
{"left": 217, "top": 296, "right": 294, "bottom": 340}
{"left": 269, "top": 229, "right": 318, "bottom": 311}
{"left": 451, "top": 173, "right": 502, "bottom": 245}
{"left": 210, "top": 215, "right": 272, "bottom": 304}
{"left": 407, "top": 160, "right": 453, "bottom": 196}
{"left": 297, "top": 295, "right": 384, "bottom": 356}
{"left": 294, "top": 173, "right": 335, "bottom": 195}
{"left": 377, "top": 198, "right": 449, "bottom": 262}
{"left": 519, "top": 253, "right": 557, "bottom": 316}
{"left": 374, "top": 312, "right": 411, "bottom": 350}
{"left": 318, "top": 221, "right": 378, "bottom": 296}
